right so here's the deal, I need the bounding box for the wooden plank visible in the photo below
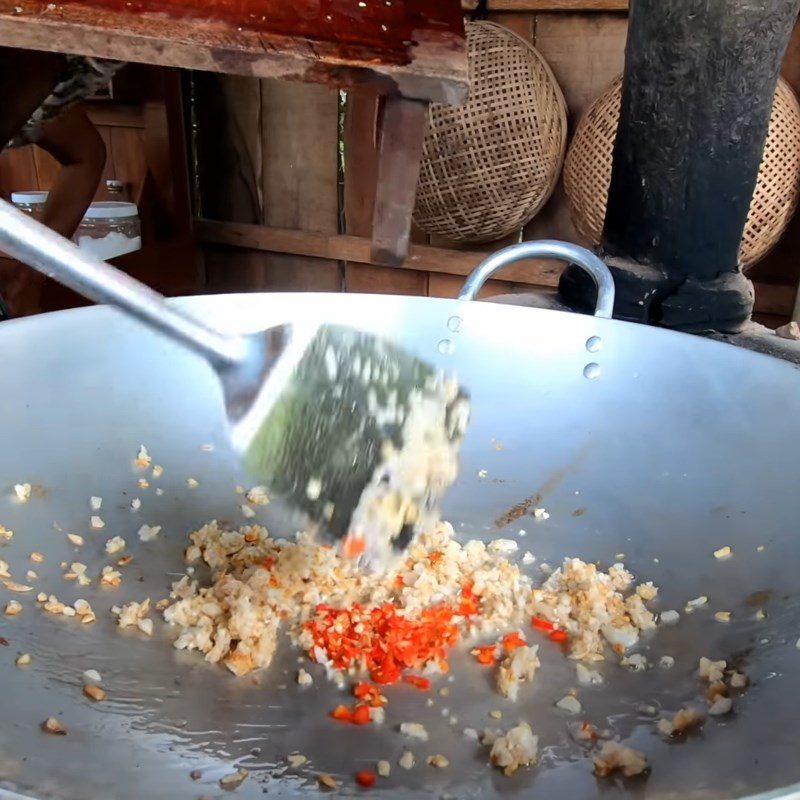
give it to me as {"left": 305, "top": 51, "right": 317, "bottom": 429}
{"left": 196, "top": 220, "right": 562, "bottom": 286}
{"left": 258, "top": 79, "right": 341, "bottom": 292}
{"left": 464, "top": 1, "right": 627, "bottom": 9}
{"left": 343, "top": 88, "right": 429, "bottom": 295}
{"left": 86, "top": 104, "right": 144, "bottom": 129}
{"left": 371, "top": 95, "right": 429, "bottom": 265}
{"left": 31, "top": 145, "right": 60, "bottom": 191}
{"left": 0, "top": 146, "right": 38, "bottom": 197}
{"left": 487, "top": 11, "right": 535, "bottom": 40}
{"left": 109, "top": 127, "right": 147, "bottom": 202}
{"left": 0, "top": 0, "right": 468, "bottom": 104}
{"left": 428, "top": 272, "right": 522, "bottom": 299}
{"left": 525, "top": 12, "right": 627, "bottom": 245}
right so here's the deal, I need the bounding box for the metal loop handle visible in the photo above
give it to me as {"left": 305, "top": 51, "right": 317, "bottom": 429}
{"left": 458, "top": 240, "right": 616, "bottom": 319}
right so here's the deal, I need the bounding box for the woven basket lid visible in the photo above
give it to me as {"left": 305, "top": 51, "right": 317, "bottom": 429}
{"left": 413, "top": 21, "right": 567, "bottom": 244}
{"left": 564, "top": 76, "right": 800, "bottom": 270}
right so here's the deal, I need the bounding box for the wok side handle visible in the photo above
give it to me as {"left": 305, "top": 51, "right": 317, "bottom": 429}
{"left": 0, "top": 199, "right": 249, "bottom": 367}
{"left": 458, "top": 240, "right": 616, "bottom": 319}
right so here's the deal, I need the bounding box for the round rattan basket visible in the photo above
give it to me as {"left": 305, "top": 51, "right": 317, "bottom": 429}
{"left": 413, "top": 21, "right": 567, "bottom": 244}
{"left": 564, "top": 76, "right": 800, "bottom": 270}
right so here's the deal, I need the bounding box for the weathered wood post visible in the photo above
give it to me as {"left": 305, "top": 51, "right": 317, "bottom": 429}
{"left": 561, "top": 0, "right": 800, "bottom": 331}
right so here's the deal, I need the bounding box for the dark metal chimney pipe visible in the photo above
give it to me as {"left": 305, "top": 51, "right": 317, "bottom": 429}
{"left": 561, "top": 0, "right": 800, "bottom": 332}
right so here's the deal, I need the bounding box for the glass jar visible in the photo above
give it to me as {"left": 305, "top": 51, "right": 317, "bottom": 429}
{"left": 11, "top": 190, "right": 48, "bottom": 221}
{"left": 76, "top": 201, "right": 141, "bottom": 260}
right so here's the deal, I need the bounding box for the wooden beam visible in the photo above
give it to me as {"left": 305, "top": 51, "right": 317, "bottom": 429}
{"left": 371, "top": 95, "right": 429, "bottom": 265}
{"left": 462, "top": 0, "right": 628, "bottom": 10}
{"left": 195, "top": 219, "right": 562, "bottom": 286}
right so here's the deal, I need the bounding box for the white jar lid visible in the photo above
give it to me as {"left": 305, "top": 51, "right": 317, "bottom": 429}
{"left": 11, "top": 191, "right": 48, "bottom": 204}
{"left": 84, "top": 201, "right": 139, "bottom": 219}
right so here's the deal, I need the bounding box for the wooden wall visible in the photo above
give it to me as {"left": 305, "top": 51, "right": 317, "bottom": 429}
{"left": 195, "top": 6, "right": 800, "bottom": 328}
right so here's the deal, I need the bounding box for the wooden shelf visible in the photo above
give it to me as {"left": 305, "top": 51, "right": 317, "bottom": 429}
{"left": 462, "top": 0, "right": 628, "bottom": 10}
{"left": 0, "top": 1, "right": 468, "bottom": 104}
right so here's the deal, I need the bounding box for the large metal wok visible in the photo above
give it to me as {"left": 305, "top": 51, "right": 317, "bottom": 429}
{"left": 1, "top": 257, "right": 799, "bottom": 799}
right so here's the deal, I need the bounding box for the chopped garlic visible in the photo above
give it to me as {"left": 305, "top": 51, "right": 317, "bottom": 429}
{"left": 377, "top": 759, "right": 391, "bottom": 777}
{"left": 427, "top": 754, "right": 449, "bottom": 768}
{"left": 246, "top": 486, "right": 270, "bottom": 506}
{"left": 522, "top": 551, "right": 536, "bottom": 565}
{"left": 83, "top": 669, "right": 102, "bottom": 683}
{"left": 152, "top": 465, "right": 164, "bottom": 479}
{"left": 186, "top": 478, "right": 199, "bottom": 489}
{"left": 497, "top": 644, "right": 539, "bottom": 701}
{"left": 134, "top": 445, "right": 151, "bottom": 469}
{"left": 685, "top": 596, "right": 708, "bottom": 613}
{"left": 708, "top": 696, "right": 733, "bottom": 715}
{"left": 714, "top": 611, "right": 731, "bottom": 622}
{"left": 657, "top": 707, "right": 703, "bottom": 737}
{"left": 83, "top": 683, "right": 106, "bottom": 701}
{"left": 398, "top": 750, "right": 416, "bottom": 770}
{"left": 698, "top": 657, "right": 727, "bottom": 684}
{"left": 29, "top": 552, "right": 43, "bottom": 564}
{"left": 489, "top": 710, "right": 502, "bottom": 720}
{"left": 620, "top": 653, "right": 648, "bottom": 672}
{"left": 576, "top": 663, "right": 603, "bottom": 686}
{"left": 306, "top": 478, "right": 322, "bottom": 501}
{"left": 0, "top": 560, "right": 9, "bottom": 578}
{"left": 659, "top": 655, "right": 675, "bottom": 670}
{"left": 5, "top": 599, "right": 22, "bottom": 616}
{"left": 41, "top": 717, "right": 67, "bottom": 735}
{"left": 130, "top": 498, "right": 141, "bottom": 511}
{"left": 138, "top": 479, "right": 149, "bottom": 490}
{"left": 100, "top": 566, "right": 122, "bottom": 587}
{"left": 66, "top": 533, "right": 84, "bottom": 546}
{"left": 318, "top": 773, "right": 337, "bottom": 788}
{"left": 113, "top": 598, "right": 152, "bottom": 635}
{"left": 286, "top": 754, "right": 307, "bottom": 768}
{"left": 0, "top": 525, "right": 13, "bottom": 540}
{"left": 25, "top": 570, "right": 37, "bottom": 581}
{"left": 90, "top": 516, "right": 105, "bottom": 530}
{"left": 555, "top": 695, "right": 582, "bottom": 714}
{"left": 3, "top": 580, "right": 32, "bottom": 593}
{"left": 90, "top": 497, "right": 102, "bottom": 511}
{"left": 489, "top": 722, "right": 538, "bottom": 776}
{"left": 241, "top": 504, "right": 256, "bottom": 519}
{"left": 713, "top": 546, "right": 732, "bottom": 560}
{"left": 155, "top": 488, "right": 163, "bottom": 496}
{"left": 219, "top": 768, "right": 248, "bottom": 789}
{"left": 729, "top": 670, "right": 748, "bottom": 689}
{"left": 15, "top": 653, "right": 31, "bottom": 667}
{"left": 593, "top": 741, "right": 648, "bottom": 777}
{"left": 400, "top": 722, "right": 429, "bottom": 741}
{"left": 296, "top": 668, "right": 313, "bottom": 686}
{"left": 488, "top": 539, "right": 518, "bottom": 554}
{"left": 532, "top": 508, "right": 549, "bottom": 520}
{"left": 13, "top": 483, "right": 31, "bottom": 503}
{"left": 105, "top": 536, "right": 126, "bottom": 555}
{"left": 137, "top": 524, "right": 161, "bottom": 542}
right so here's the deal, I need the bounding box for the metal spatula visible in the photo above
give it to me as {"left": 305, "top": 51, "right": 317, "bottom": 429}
{"left": 0, "top": 199, "right": 469, "bottom": 569}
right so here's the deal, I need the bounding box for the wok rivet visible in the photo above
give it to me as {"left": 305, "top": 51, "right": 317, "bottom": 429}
{"left": 583, "top": 363, "right": 601, "bottom": 379}
{"left": 437, "top": 338, "right": 455, "bottom": 355}
{"left": 585, "top": 335, "right": 602, "bottom": 353}
{"left": 447, "top": 315, "right": 462, "bottom": 333}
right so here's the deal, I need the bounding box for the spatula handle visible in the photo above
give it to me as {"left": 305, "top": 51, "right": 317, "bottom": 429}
{"left": 0, "top": 199, "right": 248, "bottom": 367}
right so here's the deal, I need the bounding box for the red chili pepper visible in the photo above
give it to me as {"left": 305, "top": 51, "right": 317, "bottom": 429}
{"left": 402, "top": 674, "right": 431, "bottom": 691}
{"left": 394, "top": 574, "right": 405, "bottom": 588}
{"left": 471, "top": 645, "right": 497, "bottom": 665}
{"left": 355, "top": 770, "right": 376, "bottom": 788}
{"left": 531, "top": 615, "right": 555, "bottom": 632}
{"left": 502, "top": 631, "right": 526, "bottom": 653}
{"left": 351, "top": 704, "right": 371, "bottom": 725}
{"left": 261, "top": 556, "right": 275, "bottom": 570}
{"left": 0, "top": 636, "right": 7, "bottom": 646}
{"left": 549, "top": 629, "right": 569, "bottom": 643}
{"left": 458, "top": 582, "right": 479, "bottom": 616}
{"left": 428, "top": 551, "right": 443, "bottom": 566}
{"left": 353, "top": 681, "right": 384, "bottom": 707}
{"left": 331, "top": 704, "right": 353, "bottom": 722}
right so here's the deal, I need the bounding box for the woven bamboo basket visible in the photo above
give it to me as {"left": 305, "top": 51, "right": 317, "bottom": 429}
{"left": 413, "top": 21, "right": 567, "bottom": 244}
{"left": 564, "top": 76, "right": 800, "bottom": 270}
